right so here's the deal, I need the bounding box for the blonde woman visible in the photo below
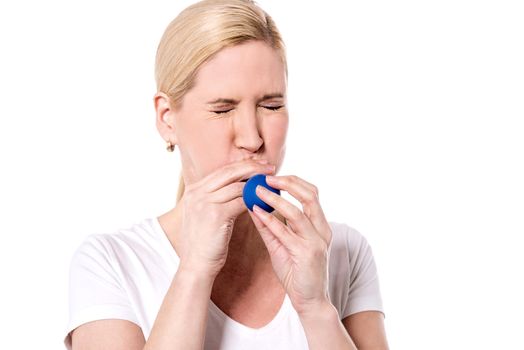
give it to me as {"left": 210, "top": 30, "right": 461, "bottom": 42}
{"left": 64, "top": 1, "right": 389, "bottom": 349}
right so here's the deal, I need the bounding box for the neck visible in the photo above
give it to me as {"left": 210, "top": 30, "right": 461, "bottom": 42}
{"left": 227, "top": 211, "right": 269, "bottom": 266}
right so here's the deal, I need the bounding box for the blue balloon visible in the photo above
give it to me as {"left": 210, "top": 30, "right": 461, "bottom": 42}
{"left": 242, "top": 174, "right": 281, "bottom": 212}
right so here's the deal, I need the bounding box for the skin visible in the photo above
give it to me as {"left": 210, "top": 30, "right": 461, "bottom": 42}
{"left": 71, "top": 39, "right": 388, "bottom": 349}
{"left": 156, "top": 39, "right": 290, "bottom": 277}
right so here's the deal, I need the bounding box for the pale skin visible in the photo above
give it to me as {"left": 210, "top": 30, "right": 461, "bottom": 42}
{"left": 71, "top": 40, "right": 389, "bottom": 349}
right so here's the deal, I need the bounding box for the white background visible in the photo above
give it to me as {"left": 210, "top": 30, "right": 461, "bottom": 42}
{"left": 1, "top": 0, "right": 523, "bottom": 349}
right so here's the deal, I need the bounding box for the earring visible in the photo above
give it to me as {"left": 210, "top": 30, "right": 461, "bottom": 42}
{"left": 166, "top": 140, "right": 175, "bottom": 152}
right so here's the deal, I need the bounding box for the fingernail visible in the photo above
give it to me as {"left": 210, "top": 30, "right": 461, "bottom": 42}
{"left": 265, "top": 165, "right": 276, "bottom": 172}
{"left": 266, "top": 175, "right": 276, "bottom": 183}
{"left": 253, "top": 205, "right": 265, "bottom": 215}
{"left": 256, "top": 184, "right": 269, "bottom": 195}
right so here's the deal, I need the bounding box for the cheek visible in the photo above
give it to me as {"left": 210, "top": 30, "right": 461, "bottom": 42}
{"left": 263, "top": 117, "right": 288, "bottom": 171}
{"left": 178, "top": 120, "right": 232, "bottom": 175}
{"left": 193, "top": 125, "right": 230, "bottom": 159}
{"left": 263, "top": 116, "right": 288, "bottom": 146}
{"left": 180, "top": 118, "right": 229, "bottom": 148}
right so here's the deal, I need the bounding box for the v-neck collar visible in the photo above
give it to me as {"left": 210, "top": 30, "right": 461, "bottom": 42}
{"left": 150, "top": 215, "right": 291, "bottom": 335}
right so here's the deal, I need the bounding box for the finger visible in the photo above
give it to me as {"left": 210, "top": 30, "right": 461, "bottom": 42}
{"left": 208, "top": 181, "right": 244, "bottom": 203}
{"left": 255, "top": 185, "right": 316, "bottom": 240}
{"left": 265, "top": 175, "right": 330, "bottom": 242}
{"left": 248, "top": 210, "right": 287, "bottom": 256}
{"left": 202, "top": 159, "right": 276, "bottom": 193}
{"left": 252, "top": 205, "right": 299, "bottom": 250}
{"left": 224, "top": 196, "right": 249, "bottom": 218}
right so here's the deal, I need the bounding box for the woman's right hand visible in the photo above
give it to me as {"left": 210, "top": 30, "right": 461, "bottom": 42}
{"left": 176, "top": 158, "right": 276, "bottom": 279}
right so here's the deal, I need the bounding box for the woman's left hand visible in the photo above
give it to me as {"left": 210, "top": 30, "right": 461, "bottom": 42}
{"left": 248, "top": 174, "right": 333, "bottom": 316}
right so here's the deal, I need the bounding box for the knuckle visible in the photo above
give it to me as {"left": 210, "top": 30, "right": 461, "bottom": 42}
{"left": 304, "top": 192, "right": 317, "bottom": 204}
{"left": 289, "top": 206, "right": 302, "bottom": 221}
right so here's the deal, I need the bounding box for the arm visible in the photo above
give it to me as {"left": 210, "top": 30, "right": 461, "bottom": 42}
{"left": 251, "top": 176, "right": 388, "bottom": 349}
{"left": 144, "top": 266, "right": 214, "bottom": 349}
{"left": 71, "top": 267, "right": 214, "bottom": 350}
{"left": 68, "top": 236, "right": 147, "bottom": 350}
{"left": 299, "top": 304, "right": 389, "bottom": 350}
{"left": 71, "top": 320, "right": 145, "bottom": 350}
{"left": 342, "top": 311, "right": 389, "bottom": 350}
{"left": 70, "top": 160, "right": 275, "bottom": 349}
{"left": 299, "top": 300, "right": 358, "bottom": 350}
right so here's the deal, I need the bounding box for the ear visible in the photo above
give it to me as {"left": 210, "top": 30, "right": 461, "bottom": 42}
{"left": 154, "top": 91, "right": 179, "bottom": 145}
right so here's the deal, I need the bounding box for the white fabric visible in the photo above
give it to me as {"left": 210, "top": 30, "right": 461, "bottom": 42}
{"left": 64, "top": 216, "right": 384, "bottom": 349}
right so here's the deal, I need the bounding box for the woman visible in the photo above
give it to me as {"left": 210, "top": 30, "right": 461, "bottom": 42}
{"left": 64, "top": 0, "right": 388, "bottom": 349}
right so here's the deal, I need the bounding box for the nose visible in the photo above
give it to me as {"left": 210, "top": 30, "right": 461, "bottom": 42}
{"left": 233, "top": 106, "right": 264, "bottom": 152}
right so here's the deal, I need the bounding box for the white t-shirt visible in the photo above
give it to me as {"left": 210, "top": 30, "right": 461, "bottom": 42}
{"left": 64, "top": 216, "right": 384, "bottom": 349}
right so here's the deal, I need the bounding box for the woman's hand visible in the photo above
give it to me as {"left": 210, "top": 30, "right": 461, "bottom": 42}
{"left": 248, "top": 175, "right": 334, "bottom": 316}
{"left": 177, "top": 159, "right": 275, "bottom": 279}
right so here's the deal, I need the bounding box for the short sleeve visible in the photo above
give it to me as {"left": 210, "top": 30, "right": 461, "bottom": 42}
{"left": 341, "top": 228, "right": 385, "bottom": 319}
{"left": 63, "top": 235, "right": 139, "bottom": 350}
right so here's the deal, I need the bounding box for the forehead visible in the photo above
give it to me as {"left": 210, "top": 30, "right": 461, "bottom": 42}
{"left": 191, "top": 40, "right": 287, "bottom": 98}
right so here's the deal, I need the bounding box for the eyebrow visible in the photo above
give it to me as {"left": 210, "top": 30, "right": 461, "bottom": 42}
{"left": 206, "top": 93, "right": 284, "bottom": 105}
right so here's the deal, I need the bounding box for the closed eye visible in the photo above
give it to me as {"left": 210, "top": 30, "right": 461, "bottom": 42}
{"left": 263, "top": 106, "right": 284, "bottom": 111}
{"left": 213, "top": 106, "right": 284, "bottom": 114}
{"left": 213, "top": 109, "right": 232, "bottom": 115}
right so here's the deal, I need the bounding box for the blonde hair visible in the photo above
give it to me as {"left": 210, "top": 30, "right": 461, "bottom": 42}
{"left": 154, "top": 0, "right": 288, "bottom": 203}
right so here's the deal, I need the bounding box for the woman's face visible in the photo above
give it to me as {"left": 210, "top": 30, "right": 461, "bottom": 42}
{"left": 157, "top": 40, "right": 288, "bottom": 185}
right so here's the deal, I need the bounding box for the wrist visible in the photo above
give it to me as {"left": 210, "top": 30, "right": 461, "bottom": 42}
{"left": 176, "top": 264, "right": 216, "bottom": 287}
{"left": 298, "top": 298, "right": 357, "bottom": 350}
{"left": 297, "top": 298, "right": 338, "bottom": 322}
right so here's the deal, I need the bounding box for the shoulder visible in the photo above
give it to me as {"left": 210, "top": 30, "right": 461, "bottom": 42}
{"left": 65, "top": 221, "right": 151, "bottom": 350}
{"left": 327, "top": 221, "right": 384, "bottom": 318}
{"left": 69, "top": 217, "right": 160, "bottom": 267}
{"left": 328, "top": 221, "right": 372, "bottom": 260}
{"left": 67, "top": 231, "right": 124, "bottom": 291}
{"left": 328, "top": 221, "right": 377, "bottom": 276}
{"left": 67, "top": 218, "right": 166, "bottom": 296}
{"left": 325, "top": 220, "right": 376, "bottom": 289}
